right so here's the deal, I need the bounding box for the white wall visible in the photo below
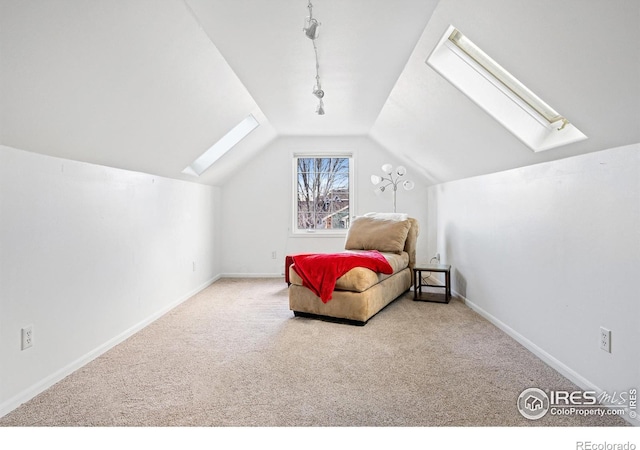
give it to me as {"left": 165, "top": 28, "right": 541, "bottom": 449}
{"left": 0, "top": 145, "right": 221, "bottom": 416}
{"left": 428, "top": 143, "right": 640, "bottom": 396}
{"left": 220, "top": 135, "right": 430, "bottom": 276}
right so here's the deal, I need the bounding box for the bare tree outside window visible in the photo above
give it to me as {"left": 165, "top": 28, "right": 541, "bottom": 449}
{"left": 296, "top": 157, "right": 350, "bottom": 230}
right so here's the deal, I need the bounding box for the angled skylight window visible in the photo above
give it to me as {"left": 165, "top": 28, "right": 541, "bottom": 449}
{"left": 427, "top": 26, "right": 587, "bottom": 152}
{"left": 183, "top": 114, "right": 259, "bottom": 176}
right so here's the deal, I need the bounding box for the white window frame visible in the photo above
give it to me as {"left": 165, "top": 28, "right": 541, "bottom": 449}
{"left": 292, "top": 153, "right": 355, "bottom": 236}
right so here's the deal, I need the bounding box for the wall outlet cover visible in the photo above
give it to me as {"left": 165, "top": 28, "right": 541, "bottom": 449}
{"left": 21, "top": 325, "right": 33, "bottom": 350}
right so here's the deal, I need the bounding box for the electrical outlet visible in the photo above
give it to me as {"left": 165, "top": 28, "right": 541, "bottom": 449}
{"left": 21, "top": 325, "right": 33, "bottom": 350}
{"left": 271, "top": 251, "right": 277, "bottom": 260}
{"left": 600, "top": 327, "right": 611, "bottom": 353}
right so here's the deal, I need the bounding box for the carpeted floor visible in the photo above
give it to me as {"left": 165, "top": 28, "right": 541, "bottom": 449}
{"left": 0, "top": 278, "right": 629, "bottom": 427}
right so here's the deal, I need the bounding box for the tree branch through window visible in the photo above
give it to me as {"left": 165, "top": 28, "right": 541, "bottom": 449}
{"left": 296, "top": 157, "right": 351, "bottom": 231}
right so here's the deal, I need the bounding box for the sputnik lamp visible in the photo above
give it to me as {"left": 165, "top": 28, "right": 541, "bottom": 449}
{"left": 371, "top": 164, "right": 415, "bottom": 213}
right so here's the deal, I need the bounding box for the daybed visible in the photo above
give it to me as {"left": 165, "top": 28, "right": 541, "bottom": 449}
{"left": 288, "top": 214, "right": 419, "bottom": 325}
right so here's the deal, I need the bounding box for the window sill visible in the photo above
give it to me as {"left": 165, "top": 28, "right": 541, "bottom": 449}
{"left": 290, "top": 230, "right": 348, "bottom": 238}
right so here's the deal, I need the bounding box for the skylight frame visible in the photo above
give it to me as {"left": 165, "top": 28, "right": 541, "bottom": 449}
{"left": 426, "top": 25, "right": 587, "bottom": 152}
{"left": 183, "top": 114, "right": 259, "bottom": 177}
{"left": 447, "top": 29, "right": 566, "bottom": 128}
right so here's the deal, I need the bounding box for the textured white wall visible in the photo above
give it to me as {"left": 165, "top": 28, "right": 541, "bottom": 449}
{"left": 0, "top": 145, "right": 221, "bottom": 415}
{"left": 428, "top": 143, "right": 640, "bottom": 395}
{"left": 220, "top": 135, "right": 430, "bottom": 276}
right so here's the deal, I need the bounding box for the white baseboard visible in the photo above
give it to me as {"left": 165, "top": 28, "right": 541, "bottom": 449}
{"left": 0, "top": 274, "right": 220, "bottom": 419}
{"left": 221, "top": 273, "right": 284, "bottom": 278}
{"left": 457, "top": 290, "right": 639, "bottom": 426}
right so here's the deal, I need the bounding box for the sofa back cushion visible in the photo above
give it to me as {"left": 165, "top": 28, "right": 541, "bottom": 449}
{"left": 344, "top": 216, "right": 412, "bottom": 254}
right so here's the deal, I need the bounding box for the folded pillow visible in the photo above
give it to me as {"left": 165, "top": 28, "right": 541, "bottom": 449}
{"left": 344, "top": 216, "right": 411, "bottom": 254}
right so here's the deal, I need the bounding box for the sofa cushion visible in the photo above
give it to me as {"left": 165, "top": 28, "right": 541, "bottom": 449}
{"left": 289, "top": 251, "right": 409, "bottom": 293}
{"left": 344, "top": 216, "right": 411, "bottom": 254}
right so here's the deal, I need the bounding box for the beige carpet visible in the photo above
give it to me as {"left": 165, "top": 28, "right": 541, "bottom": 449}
{"left": 0, "top": 278, "right": 629, "bottom": 427}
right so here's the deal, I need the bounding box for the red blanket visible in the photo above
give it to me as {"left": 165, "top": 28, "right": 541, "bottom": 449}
{"left": 292, "top": 251, "right": 393, "bottom": 303}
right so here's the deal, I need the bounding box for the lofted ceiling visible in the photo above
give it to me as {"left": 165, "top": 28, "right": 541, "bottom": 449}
{"left": 1, "top": 0, "right": 638, "bottom": 186}
{"left": 184, "top": 0, "right": 438, "bottom": 136}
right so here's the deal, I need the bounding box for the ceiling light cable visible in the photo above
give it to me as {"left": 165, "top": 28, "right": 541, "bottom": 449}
{"left": 303, "top": 1, "right": 325, "bottom": 115}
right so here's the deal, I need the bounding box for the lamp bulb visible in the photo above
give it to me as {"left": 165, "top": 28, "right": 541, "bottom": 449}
{"left": 304, "top": 18, "right": 320, "bottom": 40}
{"left": 403, "top": 180, "right": 415, "bottom": 191}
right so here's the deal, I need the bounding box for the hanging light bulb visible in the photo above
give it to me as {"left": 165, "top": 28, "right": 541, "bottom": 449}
{"left": 303, "top": 17, "right": 320, "bottom": 40}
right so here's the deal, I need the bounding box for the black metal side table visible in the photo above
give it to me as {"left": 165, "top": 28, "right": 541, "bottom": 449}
{"left": 413, "top": 264, "right": 451, "bottom": 303}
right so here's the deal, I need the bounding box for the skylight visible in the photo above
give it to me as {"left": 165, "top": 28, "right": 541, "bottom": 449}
{"left": 427, "top": 25, "right": 587, "bottom": 152}
{"left": 183, "top": 114, "right": 259, "bottom": 177}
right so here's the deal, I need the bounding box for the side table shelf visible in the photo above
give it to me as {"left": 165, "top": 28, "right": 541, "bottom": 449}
{"left": 413, "top": 264, "right": 451, "bottom": 304}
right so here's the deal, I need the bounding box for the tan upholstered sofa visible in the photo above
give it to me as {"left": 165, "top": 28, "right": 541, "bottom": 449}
{"left": 288, "top": 214, "right": 419, "bottom": 325}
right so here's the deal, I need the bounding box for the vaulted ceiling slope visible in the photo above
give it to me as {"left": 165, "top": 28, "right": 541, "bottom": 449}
{"left": 1, "top": 1, "right": 639, "bottom": 186}
{"left": 0, "top": 0, "right": 277, "bottom": 185}
{"left": 372, "top": 0, "right": 640, "bottom": 183}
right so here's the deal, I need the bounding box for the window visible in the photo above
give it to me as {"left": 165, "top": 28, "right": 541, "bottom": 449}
{"left": 426, "top": 25, "right": 586, "bottom": 152}
{"left": 182, "top": 114, "right": 259, "bottom": 177}
{"left": 447, "top": 29, "right": 566, "bottom": 127}
{"left": 293, "top": 155, "right": 353, "bottom": 234}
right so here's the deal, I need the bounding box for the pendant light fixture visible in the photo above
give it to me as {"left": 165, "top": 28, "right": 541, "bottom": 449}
{"left": 303, "top": 1, "right": 325, "bottom": 115}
